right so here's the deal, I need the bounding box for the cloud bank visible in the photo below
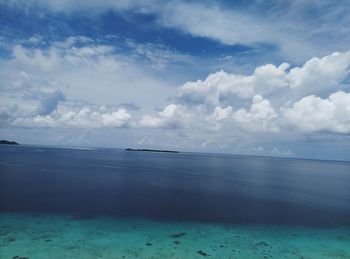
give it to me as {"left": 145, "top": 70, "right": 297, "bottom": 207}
{"left": 139, "top": 50, "right": 350, "bottom": 136}
{"left": 1, "top": 37, "right": 349, "bottom": 139}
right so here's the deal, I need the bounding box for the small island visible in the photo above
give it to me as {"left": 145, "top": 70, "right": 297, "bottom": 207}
{"left": 0, "top": 140, "right": 19, "bottom": 145}
{"left": 125, "top": 148, "right": 179, "bottom": 153}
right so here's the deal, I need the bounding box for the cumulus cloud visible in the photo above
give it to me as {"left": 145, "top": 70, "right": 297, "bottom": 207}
{"left": 177, "top": 51, "right": 350, "bottom": 108}
{"left": 1, "top": 34, "right": 350, "bottom": 156}
{"left": 140, "top": 50, "right": 350, "bottom": 135}
{"left": 287, "top": 51, "right": 350, "bottom": 95}
{"left": 233, "top": 95, "right": 279, "bottom": 133}
{"left": 177, "top": 70, "right": 254, "bottom": 106}
{"left": 2, "top": 40, "right": 350, "bottom": 137}
{"left": 283, "top": 91, "right": 350, "bottom": 133}
{"left": 212, "top": 106, "right": 233, "bottom": 121}
{"left": 139, "top": 104, "right": 188, "bottom": 128}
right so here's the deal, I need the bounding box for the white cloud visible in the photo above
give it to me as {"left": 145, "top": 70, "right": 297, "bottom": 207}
{"left": 0, "top": 36, "right": 177, "bottom": 119}
{"left": 287, "top": 51, "right": 350, "bottom": 95}
{"left": 233, "top": 95, "right": 279, "bottom": 133}
{"left": 1, "top": 34, "right": 350, "bottom": 155}
{"left": 176, "top": 50, "right": 350, "bottom": 108}
{"left": 271, "top": 147, "right": 293, "bottom": 156}
{"left": 253, "top": 146, "right": 293, "bottom": 156}
{"left": 5, "top": 0, "right": 350, "bottom": 62}
{"left": 156, "top": 1, "right": 350, "bottom": 62}
{"left": 2, "top": 40, "right": 350, "bottom": 137}
{"left": 176, "top": 70, "right": 255, "bottom": 107}
{"left": 13, "top": 106, "right": 132, "bottom": 128}
{"left": 139, "top": 104, "right": 188, "bottom": 128}
{"left": 213, "top": 106, "right": 233, "bottom": 121}
{"left": 283, "top": 91, "right": 350, "bottom": 133}
{"left": 140, "top": 50, "right": 350, "bottom": 136}
{"left": 253, "top": 146, "right": 265, "bottom": 152}
{"left": 159, "top": 2, "right": 271, "bottom": 46}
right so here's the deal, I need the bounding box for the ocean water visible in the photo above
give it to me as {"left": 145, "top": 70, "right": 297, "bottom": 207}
{"left": 0, "top": 146, "right": 350, "bottom": 258}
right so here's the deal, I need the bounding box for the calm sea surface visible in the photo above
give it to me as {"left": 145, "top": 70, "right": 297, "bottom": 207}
{"left": 0, "top": 145, "right": 350, "bottom": 258}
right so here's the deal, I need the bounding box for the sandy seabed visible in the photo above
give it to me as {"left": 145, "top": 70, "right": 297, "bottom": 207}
{"left": 0, "top": 213, "right": 349, "bottom": 259}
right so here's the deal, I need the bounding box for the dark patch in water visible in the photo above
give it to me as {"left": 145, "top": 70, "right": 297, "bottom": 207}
{"left": 44, "top": 239, "right": 52, "bottom": 242}
{"left": 173, "top": 240, "right": 180, "bottom": 245}
{"left": 5, "top": 237, "right": 16, "bottom": 243}
{"left": 336, "top": 235, "right": 346, "bottom": 240}
{"left": 31, "top": 235, "right": 51, "bottom": 241}
{"left": 255, "top": 241, "right": 272, "bottom": 248}
{"left": 146, "top": 242, "right": 152, "bottom": 246}
{"left": 67, "top": 245, "right": 80, "bottom": 250}
{"left": 171, "top": 232, "right": 186, "bottom": 238}
{"left": 197, "top": 250, "right": 209, "bottom": 256}
{"left": 12, "top": 256, "right": 29, "bottom": 259}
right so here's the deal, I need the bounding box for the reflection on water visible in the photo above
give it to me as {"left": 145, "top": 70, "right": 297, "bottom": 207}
{"left": 1, "top": 145, "right": 349, "bottom": 226}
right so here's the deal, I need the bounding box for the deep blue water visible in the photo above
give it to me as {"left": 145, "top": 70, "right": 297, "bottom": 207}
{"left": 1, "top": 145, "right": 350, "bottom": 227}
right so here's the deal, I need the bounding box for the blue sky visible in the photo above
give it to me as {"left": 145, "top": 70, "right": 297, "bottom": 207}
{"left": 1, "top": 0, "right": 350, "bottom": 160}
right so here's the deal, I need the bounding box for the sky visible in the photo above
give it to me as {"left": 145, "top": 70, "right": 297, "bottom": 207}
{"left": 1, "top": 0, "right": 350, "bottom": 160}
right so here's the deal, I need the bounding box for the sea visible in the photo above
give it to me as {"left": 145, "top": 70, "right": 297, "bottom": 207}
{"left": 0, "top": 145, "right": 349, "bottom": 258}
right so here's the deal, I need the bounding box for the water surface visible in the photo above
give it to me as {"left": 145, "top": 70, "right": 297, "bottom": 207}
{"left": 0, "top": 146, "right": 350, "bottom": 258}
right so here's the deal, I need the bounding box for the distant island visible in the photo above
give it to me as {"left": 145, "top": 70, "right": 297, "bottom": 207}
{"left": 125, "top": 148, "right": 179, "bottom": 153}
{"left": 0, "top": 140, "right": 19, "bottom": 145}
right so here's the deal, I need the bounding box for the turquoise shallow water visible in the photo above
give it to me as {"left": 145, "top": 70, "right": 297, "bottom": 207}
{"left": 1, "top": 213, "right": 349, "bottom": 259}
